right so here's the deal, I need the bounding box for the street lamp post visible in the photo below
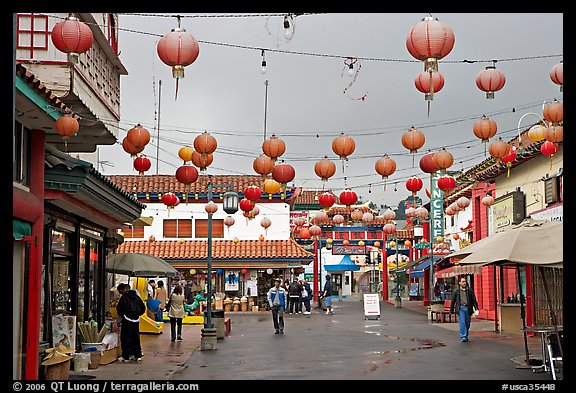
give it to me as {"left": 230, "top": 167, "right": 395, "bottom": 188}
{"left": 200, "top": 178, "right": 239, "bottom": 351}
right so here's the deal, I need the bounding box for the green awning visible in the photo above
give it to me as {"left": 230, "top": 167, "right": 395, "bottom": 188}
{"left": 13, "top": 219, "right": 31, "bottom": 240}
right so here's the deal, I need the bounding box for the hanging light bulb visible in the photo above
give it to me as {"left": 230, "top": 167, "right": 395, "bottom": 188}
{"left": 284, "top": 15, "right": 294, "bottom": 40}
{"left": 348, "top": 63, "right": 355, "bottom": 77}
{"left": 260, "top": 50, "right": 267, "bottom": 74}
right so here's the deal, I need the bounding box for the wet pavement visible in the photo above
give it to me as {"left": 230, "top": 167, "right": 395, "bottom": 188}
{"left": 70, "top": 297, "right": 563, "bottom": 382}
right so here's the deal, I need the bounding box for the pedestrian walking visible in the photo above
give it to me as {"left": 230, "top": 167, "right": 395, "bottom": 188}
{"left": 155, "top": 280, "right": 168, "bottom": 312}
{"left": 116, "top": 283, "right": 146, "bottom": 361}
{"left": 288, "top": 279, "right": 302, "bottom": 314}
{"left": 301, "top": 279, "right": 313, "bottom": 314}
{"left": 450, "top": 276, "right": 479, "bottom": 342}
{"left": 323, "top": 274, "right": 334, "bottom": 315}
{"left": 266, "top": 278, "right": 286, "bottom": 334}
{"left": 167, "top": 284, "right": 186, "bottom": 342}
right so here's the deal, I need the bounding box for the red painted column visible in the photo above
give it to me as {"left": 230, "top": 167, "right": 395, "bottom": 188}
{"left": 26, "top": 130, "right": 45, "bottom": 379}
{"left": 381, "top": 237, "right": 388, "bottom": 301}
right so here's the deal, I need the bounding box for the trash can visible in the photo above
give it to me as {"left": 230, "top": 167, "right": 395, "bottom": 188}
{"left": 204, "top": 309, "right": 225, "bottom": 339}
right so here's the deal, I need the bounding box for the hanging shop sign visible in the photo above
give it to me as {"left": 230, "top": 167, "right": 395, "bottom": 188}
{"left": 430, "top": 172, "right": 444, "bottom": 240}
{"left": 492, "top": 190, "right": 525, "bottom": 230}
{"left": 332, "top": 245, "right": 366, "bottom": 255}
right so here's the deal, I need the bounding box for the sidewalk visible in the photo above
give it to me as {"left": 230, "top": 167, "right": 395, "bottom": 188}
{"left": 69, "top": 297, "right": 541, "bottom": 380}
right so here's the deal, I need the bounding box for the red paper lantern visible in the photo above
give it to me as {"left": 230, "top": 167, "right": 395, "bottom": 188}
{"left": 419, "top": 151, "right": 440, "bottom": 174}
{"left": 332, "top": 133, "right": 356, "bottom": 161}
{"left": 383, "top": 223, "right": 396, "bottom": 235}
{"left": 224, "top": 216, "right": 235, "bottom": 234}
{"left": 272, "top": 163, "right": 295, "bottom": 187}
{"left": 456, "top": 197, "right": 470, "bottom": 209}
{"left": 194, "top": 131, "right": 217, "bottom": 157}
{"left": 157, "top": 27, "right": 200, "bottom": 99}
{"left": 332, "top": 214, "right": 345, "bottom": 225}
{"left": 543, "top": 99, "right": 563, "bottom": 125}
{"left": 122, "top": 137, "right": 144, "bottom": 157}
{"left": 545, "top": 126, "right": 563, "bottom": 144}
{"left": 51, "top": 16, "right": 94, "bottom": 63}
{"left": 476, "top": 65, "right": 506, "bottom": 99}
{"left": 500, "top": 147, "right": 517, "bottom": 177}
{"left": 339, "top": 189, "right": 358, "bottom": 207}
{"left": 241, "top": 268, "right": 249, "bottom": 275}
{"left": 127, "top": 124, "right": 151, "bottom": 150}
{"left": 540, "top": 141, "right": 559, "bottom": 170}
{"left": 175, "top": 165, "right": 199, "bottom": 200}
{"left": 318, "top": 192, "right": 336, "bottom": 210}
{"left": 351, "top": 209, "right": 363, "bottom": 221}
{"left": 260, "top": 216, "right": 272, "bottom": 235}
{"left": 262, "top": 134, "right": 286, "bottom": 162}
{"left": 382, "top": 209, "right": 396, "bottom": 221}
{"left": 414, "top": 69, "right": 445, "bottom": 101}
{"left": 161, "top": 192, "right": 179, "bottom": 217}
{"left": 55, "top": 114, "right": 79, "bottom": 148}
{"left": 437, "top": 174, "right": 456, "bottom": 192}
{"left": 375, "top": 155, "right": 397, "bottom": 190}
{"left": 342, "top": 239, "right": 349, "bottom": 246}
{"left": 488, "top": 138, "right": 510, "bottom": 160}
{"left": 405, "top": 176, "right": 423, "bottom": 196}
{"left": 191, "top": 151, "right": 213, "bottom": 172}
{"left": 406, "top": 15, "right": 455, "bottom": 72}
{"left": 481, "top": 195, "right": 494, "bottom": 207}
{"left": 314, "top": 156, "right": 337, "bottom": 182}
{"left": 239, "top": 198, "right": 256, "bottom": 212}
{"left": 473, "top": 115, "right": 498, "bottom": 142}
{"left": 550, "top": 61, "right": 563, "bottom": 92}
{"left": 133, "top": 156, "right": 151, "bottom": 175}
{"left": 402, "top": 127, "right": 426, "bottom": 153}
{"left": 315, "top": 211, "right": 329, "bottom": 224}
{"left": 308, "top": 225, "right": 322, "bottom": 237}
{"left": 433, "top": 148, "right": 454, "bottom": 170}
{"left": 253, "top": 154, "right": 275, "bottom": 178}
{"left": 205, "top": 201, "right": 218, "bottom": 214}
{"left": 299, "top": 227, "right": 312, "bottom": 240}
{"left": 244, "top": 185, "right": 262, "bottom": 201}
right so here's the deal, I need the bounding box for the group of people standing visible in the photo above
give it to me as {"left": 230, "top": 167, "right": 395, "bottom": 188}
{"left": 284, "top": 278, "right": 314, "bottom": 315}
{"left": 266, "top": 274, "right": 335, "bottom": 335}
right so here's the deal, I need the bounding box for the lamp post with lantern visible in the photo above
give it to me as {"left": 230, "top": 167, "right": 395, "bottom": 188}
{"left": 201, "top": 176, "right": 239, "bottom": 351}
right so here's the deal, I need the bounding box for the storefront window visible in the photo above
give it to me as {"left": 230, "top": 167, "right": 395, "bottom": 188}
{"left": 52, "top": 258, "right": 72, "bottom": 315}
{"left": 51, "top": 230, "right": 70, "bottom": 253}
{"left": 88, "top": 242, "right": 99, "bottom": 320}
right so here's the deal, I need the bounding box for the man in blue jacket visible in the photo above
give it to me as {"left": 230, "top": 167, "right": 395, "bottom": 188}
{"left": 267, "top": 278, "right": 287, "bottom": 334}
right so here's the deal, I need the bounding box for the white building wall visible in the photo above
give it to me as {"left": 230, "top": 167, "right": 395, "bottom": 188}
{"left": 138, "top": 201, "right": 292, "bottom": 241}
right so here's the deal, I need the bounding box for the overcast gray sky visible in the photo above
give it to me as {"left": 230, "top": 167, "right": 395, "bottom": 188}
{"left": 98, "top": 13, "right": 563, "bottom": 209}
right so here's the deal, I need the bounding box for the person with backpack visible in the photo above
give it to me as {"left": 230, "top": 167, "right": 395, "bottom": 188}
{"left": 287, "top": 279, "right": 303, "bottom": 314}
{"left": 116, "top": 283, "right": 146, "bottom": 361}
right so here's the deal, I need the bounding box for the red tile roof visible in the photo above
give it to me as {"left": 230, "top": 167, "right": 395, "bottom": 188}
{"left": 116, "top": 238, "right": 315, "bottom": 268}
{"left": 16, "top": 63, "right": 70, "bottom": 114}
{"left": 107, "top": 174, "right": 285, "bottom": 196}
{"left": 292, "top": 190, "right": 339, "bottom": 206}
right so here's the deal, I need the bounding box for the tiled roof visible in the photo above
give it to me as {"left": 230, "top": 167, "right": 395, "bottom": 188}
{"left": 16, "top": 63, "right": 69, "bottom": 113}
{"left": 328, "top": 205, "right": 376, "bottom": 216}
{"left": 293, "top": 190, "right": 339, "bottom": 206}
{"left": 107, "top": 174, "right": 294, "bottom": 198}
{"left": 116, "top": 238, "right": 315, "bottom": 264}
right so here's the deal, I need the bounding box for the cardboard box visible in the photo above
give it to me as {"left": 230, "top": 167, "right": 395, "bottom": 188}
{"left": 99, "top": 347, "right": 119, "bottom": 365}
